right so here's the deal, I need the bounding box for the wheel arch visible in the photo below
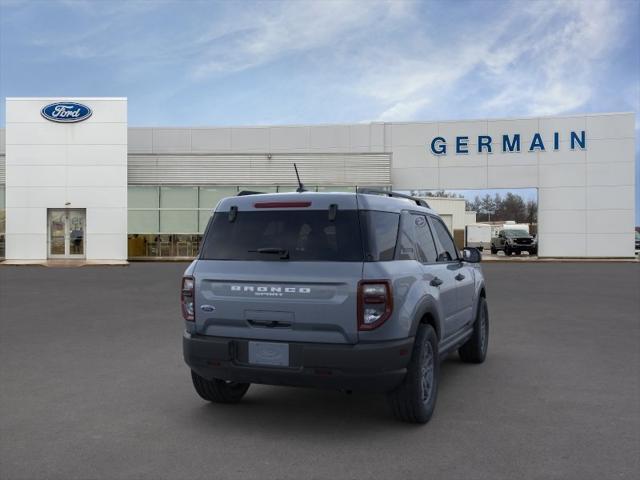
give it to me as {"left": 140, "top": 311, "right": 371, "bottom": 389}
{"left": 410, "top": 299, "right": 443, "bottom": 340}
{"left": 419, "top": 311, "right": 441, "bottom": 340}
{"left": 474, "top": 282, "right": 487, "bottom": 321}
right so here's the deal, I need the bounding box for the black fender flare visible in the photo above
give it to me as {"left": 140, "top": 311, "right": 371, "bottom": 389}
{"left": 409, "top": 295, "right": 444, "bottom": 340}
{"left": 473, "top": 280, "right": 487, "bottom": 321}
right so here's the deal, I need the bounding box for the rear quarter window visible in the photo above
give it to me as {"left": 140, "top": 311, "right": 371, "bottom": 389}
{"left": 360, "top": 211, "right": 400, "bottom": 261}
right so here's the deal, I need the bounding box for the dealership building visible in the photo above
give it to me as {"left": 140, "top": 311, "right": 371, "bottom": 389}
{"left": 0, "top": 97, "right": 636, "bottom": 261}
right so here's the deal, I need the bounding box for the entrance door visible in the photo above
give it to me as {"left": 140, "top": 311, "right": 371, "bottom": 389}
{"left": 47, "top": 209, "right": 86, "bottom": 258}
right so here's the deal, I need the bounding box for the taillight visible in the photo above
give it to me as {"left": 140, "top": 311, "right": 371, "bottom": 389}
{"left": 181, "top": 276, "right": 195, "bottom": 321}
{"left": 358, "top": 280, "right": 393, "bottom": 330}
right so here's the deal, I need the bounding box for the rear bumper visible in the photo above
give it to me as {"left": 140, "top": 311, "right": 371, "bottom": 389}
{"left": 183, "top": 332, "right": 413, "bottom": 393}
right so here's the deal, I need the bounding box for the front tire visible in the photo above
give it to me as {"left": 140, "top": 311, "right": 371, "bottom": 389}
{"left": 191, "top": 370, "right": 250, "bottom": 403}
{"left": 387, "top": 325, "right": 439, "bottom": 424}
{"left": 459, "top": 297, "right": 489, "bottom": 363}
{"left": 490, "top": 245, "right": 497, "bottom": 254}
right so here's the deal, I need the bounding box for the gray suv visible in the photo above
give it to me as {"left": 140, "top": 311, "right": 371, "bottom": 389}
{"left": 182, "top": 190, "right": 488, "bottom": 423}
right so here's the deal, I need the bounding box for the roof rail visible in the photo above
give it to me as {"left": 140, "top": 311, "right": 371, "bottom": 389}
{"left": 237, "top": 190, "right": 265, "bottom": 196}
{"left": 357, "top": 188, "right": 430, "bottom": 208}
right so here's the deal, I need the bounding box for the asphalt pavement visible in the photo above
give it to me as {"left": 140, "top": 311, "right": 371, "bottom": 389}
{"left": 0, "top": 262, "right": 638, "bottom": 480}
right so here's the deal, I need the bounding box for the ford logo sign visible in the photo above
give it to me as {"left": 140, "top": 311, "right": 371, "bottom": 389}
{"left": 41, "top": 102, "right": 92, "bottom": 123}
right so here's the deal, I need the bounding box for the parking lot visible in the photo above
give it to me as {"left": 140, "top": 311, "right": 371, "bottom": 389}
{"left": 0, "top": 262, "right": 638, "bottom": 480}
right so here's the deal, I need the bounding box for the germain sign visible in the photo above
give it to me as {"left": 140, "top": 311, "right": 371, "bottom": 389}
{"left": 429, "top": 131, "right": 586, "bottom": 155}
{"left": 41, "top": 102, "right": 92, "bottom": 123}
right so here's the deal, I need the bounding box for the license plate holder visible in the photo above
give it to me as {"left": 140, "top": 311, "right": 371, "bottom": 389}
{"left": 248, "top": 341, "right": 289, "bottom": 367}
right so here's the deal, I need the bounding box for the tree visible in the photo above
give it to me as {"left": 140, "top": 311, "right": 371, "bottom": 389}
{"left": 478, "top": 194, "right": 497, "bottom": 221}
{"left": 498, "top": 192, "right": 527, "bottom": 222}
{"left": 526, "top": 200, "right": 538, "bottom": 224}
{"left": 466, "top": 195, "right": 482, "bottom": 213}
{"left": 423, "top": 190, "right": 464, "bottom": 198}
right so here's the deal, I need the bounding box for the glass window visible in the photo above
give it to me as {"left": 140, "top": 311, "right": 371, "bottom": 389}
{"left": 160, "top": 186, "right": 198, "bottom": 208}
{"left": 173, "top": 234, "right": 200, "bottom": 257}
{"left": 360, "top": 211, "right": 399, "bottom": 261}
{"left": 504, "top": 229, "right": 529, "bottom": 237}
{"left": 127, "top": 234, "right": 152, "bottom": 257}
{"left": 128, "top": 186, "right": 158, "bottom": 208}
{"left": 128, "top": 210, "right": 159, "bottom": 234}
{"left": 199, "top": 186, "right": 237, "bottom": 209}
{"left": 201, "top": 210, "right": 363, "bottom": 261}
{"left": 429, "top": 216, "right": 459, "bottom": 262}
{"left": 127, "top": 234, "right": 202, "bottom": 258}
{"left": 0, "top": 187, "right": 5, "bottom": 257}
{"left": 160, "top": 210, "right": 198, "bottom": 233}
{"left": 396, "top": 212, "right": 417, "bottom": 261}
{"left": 412, "top": 215, "right": 438, "bottom": 263}
{"left": 198, "top": 209, "right": 213, "bottom": 234}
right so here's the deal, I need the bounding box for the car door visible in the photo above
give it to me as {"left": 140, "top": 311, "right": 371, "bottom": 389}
{"left": 403, "top": 212, "right": 459, "bottom": 339}
{"left": 428, "top": 215, "right": 475, "bottom": 336}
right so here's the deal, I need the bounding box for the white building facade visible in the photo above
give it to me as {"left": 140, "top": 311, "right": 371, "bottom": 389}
{"left": 3, "top": 98, "right": 127, "bottom": 261}
{"left": 0, "top": 97, "right": 636, "bottom": 260}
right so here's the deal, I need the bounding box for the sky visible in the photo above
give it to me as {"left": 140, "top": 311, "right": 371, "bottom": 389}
{"left": 0, "top": 0, "right": 638, "bottom": 219}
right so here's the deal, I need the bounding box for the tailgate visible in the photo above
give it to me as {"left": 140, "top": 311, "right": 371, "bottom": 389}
{"left": 194, "top": 260, "right": 362, "bottom": 344}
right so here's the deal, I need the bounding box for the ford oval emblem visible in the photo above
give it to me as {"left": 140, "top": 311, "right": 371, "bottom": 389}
{"left": 41, "top": 102, "right": 92, "bottom": 123}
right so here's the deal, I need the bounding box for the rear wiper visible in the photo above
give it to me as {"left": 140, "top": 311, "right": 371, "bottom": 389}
{"left": 248, "top": 247, "right": 290, "bottom": 259}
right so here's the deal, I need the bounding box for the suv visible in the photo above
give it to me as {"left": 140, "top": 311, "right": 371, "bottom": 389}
{"left": 491, "top": 229, "right": 537, "bottom": 256}
{"left": 182, "top": 191, "right": 488, "bottom": 423}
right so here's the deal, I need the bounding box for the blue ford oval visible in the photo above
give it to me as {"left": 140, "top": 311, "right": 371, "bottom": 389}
{"left": 41, "top": 102, "right": 92, "bottom": 123}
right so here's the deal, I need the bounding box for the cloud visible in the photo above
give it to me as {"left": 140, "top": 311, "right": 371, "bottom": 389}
{"left": 480, "top": 0, "right": 624, "bottom": 116}
{"left": 347, "top": 0, "right": 626, "bottom": 121}
{"left": 190, "top": 0, "right": 411, "bottom": 79}
{"left": 4, "top": 0, "right": 635, "bottom": 125}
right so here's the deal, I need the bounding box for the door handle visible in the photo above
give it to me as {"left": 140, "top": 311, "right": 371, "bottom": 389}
{"left": 430, "top": 277, "right": 443, "bottom": 287}
{"left": 455, "top": 273, "right": 465, "bottom": 281}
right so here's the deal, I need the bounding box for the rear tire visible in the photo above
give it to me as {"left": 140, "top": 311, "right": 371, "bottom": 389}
{"left": 387, "top": 325, "right": 439, "bottom": 424}
{"left": 191, "top": 370, "right": 250, "bottom": 403}
{"left": 459, "top": 297, "right": 489, "bottom": 363}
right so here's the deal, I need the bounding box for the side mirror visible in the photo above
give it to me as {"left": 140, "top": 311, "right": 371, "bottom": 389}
{"left": 462, "top": 247, "right": 482, "bottom": 263}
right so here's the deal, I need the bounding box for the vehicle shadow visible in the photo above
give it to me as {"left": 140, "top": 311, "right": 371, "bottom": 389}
{"left": 183, "top": 354, "right": 476, "bottom": 437}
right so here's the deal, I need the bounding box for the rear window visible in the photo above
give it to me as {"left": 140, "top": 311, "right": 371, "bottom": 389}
{"left": 200, "top": 210, "right": 364, "bottom": 261}
{"left": 200, "top": 209, "right": 401, "bottom": 262}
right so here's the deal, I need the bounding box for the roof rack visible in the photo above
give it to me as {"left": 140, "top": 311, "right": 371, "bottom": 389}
{"left": 357, "top": 188, "right": 430, "bottom": 208}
